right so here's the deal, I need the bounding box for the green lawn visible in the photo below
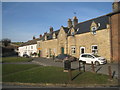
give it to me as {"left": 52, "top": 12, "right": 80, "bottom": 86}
{"left": 2, "top": 57, "right": 32, "bottom": 63}
{"left": 2, "top": 64, "right": 40, "bottom": 76}
{"left": 2, "top": 64, "right": 118, "bottom": 85}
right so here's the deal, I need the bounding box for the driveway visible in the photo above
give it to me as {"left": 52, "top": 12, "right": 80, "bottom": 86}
{"left": 32, "top": 57, "right": 119, "bottom": 78}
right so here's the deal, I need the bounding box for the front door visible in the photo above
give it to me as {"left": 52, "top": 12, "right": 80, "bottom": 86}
{"left": 39, "top": 50, "right": 41, "bottom": 57}
{"left": 80, "top": 47, "right": 85, "bottom": 54}
{"left": 61, "top": 47, "right": 64, "bottom": 54}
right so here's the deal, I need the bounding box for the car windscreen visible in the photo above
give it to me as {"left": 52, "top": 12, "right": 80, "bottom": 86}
{"left": 81, "top": 54, "right": 87, "bottom": 57}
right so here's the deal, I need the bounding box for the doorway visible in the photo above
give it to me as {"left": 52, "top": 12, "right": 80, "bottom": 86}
{"left": 80, "top": 47, "right": 85, "bottom": 54}
{"left": 61, "top": 47, "right": 64, "bottom": 54}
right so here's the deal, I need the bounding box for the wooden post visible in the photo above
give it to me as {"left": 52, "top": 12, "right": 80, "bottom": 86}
{"left": 79, "top": 61, "right": 81, "bottom": 71}
{"left": 108, "top": 66, "right": 112, "bottom": 79}
{"left": 83, "top": 63, "right": 85, "bottom": 72}
{"left": 68, "top": 69, "right": 72, "bottom": 81}
{"left": 91, "top": 61, "right": 95, "bottom": 73}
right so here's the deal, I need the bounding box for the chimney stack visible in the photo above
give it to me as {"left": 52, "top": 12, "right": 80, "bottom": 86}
{"left": 73, "top": 16, "right": 78, "bottom": 27}
{"left": 44, "top": 32, "right": 47, "bottom": 35}
{"left": 68, "top": 18, "right": 72, "bottom": 28}
{"left": 112, "top": 1, "right": 120, "bottom": 12}
{"left": 39, "top": 34, "right": 42, "bottom": 38}
{"left": 50, "top": 27, "right": 53, "bottom": 33}
{"left": 33, "top": 36, "right": 35, "bottom": 40}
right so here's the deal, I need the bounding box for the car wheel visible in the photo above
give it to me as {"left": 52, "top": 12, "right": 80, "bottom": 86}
{"left": 95, "top": 61, "right": 100, "bottom": 66}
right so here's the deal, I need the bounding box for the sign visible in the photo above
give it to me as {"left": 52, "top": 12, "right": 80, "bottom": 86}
{"left": 37, "top": 48, "right": 41, "bottom": 50}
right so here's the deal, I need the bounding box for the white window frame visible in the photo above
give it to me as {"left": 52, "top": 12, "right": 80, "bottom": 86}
{"left": 71, "top": 32, "right": 74, "bottom": 36}
{"left": 71, "top": 46, "right": 76, "bottom": 54}
{"left": 53, "top": 33, "right": 56, "bottom": 39}
{"left": 31, "top": 46, "right": 33, "bottom": 49}
{"left": 80, "top": 47, "right": 85, "bottom": 54}
{"left": 91, "top": 26, "right": 97, "bottom": 35}
{"left": 91, "top": 45, "right": 98, "bottom": 54}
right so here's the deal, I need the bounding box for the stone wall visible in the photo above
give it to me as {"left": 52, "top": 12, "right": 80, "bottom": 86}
{"left": 40, "top": 39, "right": 58, "bottom": 57}
{"left": 68, "top": 28, "right": 111, "bottom": 62}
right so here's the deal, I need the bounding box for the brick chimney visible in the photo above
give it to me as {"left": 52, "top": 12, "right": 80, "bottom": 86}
{"left": 50, "top": 27, "right": 53, "bottom": 33}
{"left": 73, "top": 16, "right": 78, "bottom": 27}
{"left": 33, "top": 36, "right": 35, "bottom": 40}
{"left": 68, "top": 18, "right": 72, "bottom": 28}
{"left": 112, "top": 1, "right": 120, "bottom": 12}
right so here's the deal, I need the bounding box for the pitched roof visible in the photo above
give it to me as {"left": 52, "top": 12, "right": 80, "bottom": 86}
{"left": 74, "top": 15, "right": 109, "bottom": 34}
{"left": 20, "top": 38, "right": 40, "bottom": 47}
{"left": 41, "top": 30, "right": 60, "bottom": 41}
{"left": 63, "top": 27, "right": 69, "bottom": 33}
{"left": 37, "top": 13, "right": 113, "bottom": 42}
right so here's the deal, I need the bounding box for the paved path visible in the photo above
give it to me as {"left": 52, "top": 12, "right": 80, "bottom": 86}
{"left": 32, "top": 57, "right": 119, "bottom": 78}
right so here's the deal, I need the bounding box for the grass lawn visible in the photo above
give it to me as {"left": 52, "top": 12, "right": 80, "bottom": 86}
{"left": 2, "top": 57, "right": 32, "bottom": 63}
{"left": 2, "top": 64, "right": 40, "bottom": 76}
{"left": 2, "top": 64, "right": 118, "bottom": 85}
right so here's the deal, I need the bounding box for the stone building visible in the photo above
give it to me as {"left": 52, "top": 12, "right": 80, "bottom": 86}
{"left": 37, "top": 2, "right": 120, "bottom": 62}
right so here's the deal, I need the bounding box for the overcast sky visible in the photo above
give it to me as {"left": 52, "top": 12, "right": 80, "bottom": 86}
{"left": 2, "top": 2, "right": 113, "bottom": 42}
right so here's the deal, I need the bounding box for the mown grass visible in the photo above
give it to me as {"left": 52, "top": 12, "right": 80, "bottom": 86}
{"left": 2, "top": 57, "right": 32, "bottom": 63}
{"left": 2, "top": 64, "right": 40, "bottom": 76}
{"left": 2, "top": 65, "right": 117, "bottom": 85}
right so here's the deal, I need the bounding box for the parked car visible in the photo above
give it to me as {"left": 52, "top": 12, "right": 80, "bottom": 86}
{"left": 79, "top": 53, "right": 107, "bottom": 65}
{"left": 55, "top": 54, "right": 77, "bottom": 62}
{"left": 23, "top": 54, "right": 29, "bottom": 58}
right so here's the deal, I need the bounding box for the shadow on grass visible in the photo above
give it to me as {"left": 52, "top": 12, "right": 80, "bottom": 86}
{"left": 96, "top": 66, "right": 102, "bottom": 73}
{"left": 71, "top": 72, "right": 83, "bottom": 81}
{"left": 112, "top": 71, "right": 116, "bottom": 78}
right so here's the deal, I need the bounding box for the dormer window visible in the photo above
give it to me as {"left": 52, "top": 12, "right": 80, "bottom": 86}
{"left": 71, "top": 32, "right": 74, "bottom": 36}
{"left": 45, "top": 35, "right": 47, "bottom": 40}
{"left": 70, "top": 28, "right": 75, "bottom": 36}
{"left": 91, "top": 26, "right": 97, "bottom": 34}
{"left": 90, "top": 21, "right": 98, "bottom": 35}
{"left": 53, "top": 33, "right": 56, "bottom": 39}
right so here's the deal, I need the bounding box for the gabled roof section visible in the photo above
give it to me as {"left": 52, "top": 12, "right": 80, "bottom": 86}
{"left": 62, "top": 27, "right": 69, "bottom": 33}
{"left": 74, "top": 15, "right": 109, "bottom": 34}
{"left": 41, "top": 30, "right": 60, "bottom": 41}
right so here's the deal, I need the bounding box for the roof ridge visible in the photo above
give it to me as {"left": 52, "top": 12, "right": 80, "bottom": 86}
{"left": 76, "top": 14, "right": 108, "bottom": 25}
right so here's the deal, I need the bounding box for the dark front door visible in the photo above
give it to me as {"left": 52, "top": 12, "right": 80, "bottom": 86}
{"left": 61, "top": 47, "right": 64, "bottom": 54}
{"left": 39, "top": 50, "right": 41, "bottom": 57}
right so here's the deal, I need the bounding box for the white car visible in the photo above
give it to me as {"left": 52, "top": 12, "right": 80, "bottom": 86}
{"left": 79, "top": 53, "right": 107, "bottom": 65}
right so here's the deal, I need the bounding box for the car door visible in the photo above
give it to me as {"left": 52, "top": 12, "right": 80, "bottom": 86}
{"left": 80, "top": 54, "right": 88, "bottom": 62}
{"left": 86, "top": 54, "right": 95, "bottom": 64}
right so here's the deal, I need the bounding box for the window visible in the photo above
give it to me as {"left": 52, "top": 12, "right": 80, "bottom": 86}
{"left": 91, "top": 26, "right": 97, "bottom": 34}
{"left": 31, "top": 46, "right": 33, "bottom": 49}
{"left": 53, "top": 33, "right": 56, "bottom": 39}
{"left": 71, "top": 32, "right": 74, "bottom": 36}
{"left": 54, "top": 48, "right": 56, "bottom": 54}
{"left": 91, "top": 45, "right": 98, "bottom": 54}
{"left": 45, "top": 35, "right": 47, "bottom": 40}
{"left": 81, "top": 54, "right": 87, "bottom": 57}
{"left": 71, "top": 46, "right": 76, "bottom": 54}
{"left": 87, "top": 55, "right": 94, "bottom": 58}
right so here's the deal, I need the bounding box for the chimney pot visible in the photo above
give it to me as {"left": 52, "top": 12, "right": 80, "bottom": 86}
{"left": 39, "top": 34, "right": 42, "bottom": 38}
